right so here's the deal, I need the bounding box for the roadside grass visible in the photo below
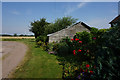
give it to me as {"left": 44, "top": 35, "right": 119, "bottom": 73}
{"left": 2, "top": 39, "right": 62, "bottom": 78}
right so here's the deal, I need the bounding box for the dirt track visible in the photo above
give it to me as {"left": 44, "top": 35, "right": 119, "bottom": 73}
{"left": 1, "top": 41, "right": 27, "bottom": 78}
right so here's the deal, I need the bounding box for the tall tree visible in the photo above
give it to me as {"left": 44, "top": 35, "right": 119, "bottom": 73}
{"left": 44, "top": 16, "right": 78, "bottom": 35}
{"left": 29, "top": 18, "right": 49, "bottom": 38}
{"left": 55, "top": 16, "right": 78, "bottom": 30}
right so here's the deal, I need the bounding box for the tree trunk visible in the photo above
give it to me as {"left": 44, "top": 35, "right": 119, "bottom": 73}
{"left": 35, "top": 34, "right": 37, "bottom": 38}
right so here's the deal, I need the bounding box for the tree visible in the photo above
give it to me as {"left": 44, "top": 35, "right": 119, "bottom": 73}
{"left": 29, "top": 18, "right": 49, "bottom": 38}
{"left": 44, "top": 23, "right": 55, "bottom": 35}
{"left": 44, "top": 16, "right": 78, "bottom": 35}
{"left": 14, "top": 33, "right": 17, "bottom": 36}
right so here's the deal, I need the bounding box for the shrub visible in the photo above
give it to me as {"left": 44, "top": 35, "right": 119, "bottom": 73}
{"left": 47, "top": 42, "right": 56, "bottom": 52}
{"left": 71, "top": 31, "right": 95, "bottom": 60}
{"left": 60, "top": 31, "right": 96, "bottom": 79}
{"left": 94, "top": 26, "right": 120, "bottom": 80}
{"left": 37, "top": 41, "right": 44, "bottom": 46}
{"left": 36, "top": 36, "right": 48, "bottom": 43}
{"left": 62, "top": 60, "right": 96, "bottom": 79}
{"left": 56, "top": 27, "right": 114, "bottom": 79}
{"left": 90, "top": 27, "right": 110, "bottom": 45}
{"left": 47, "top": 37, "right": 73, "bottom": 56}
{"left": 74, "top": 31, "right": 93, "bottom": 44}
{"left": 56, "top": 42, "right": 70, "bottom": 55}
{"left": 53, "top": 43, "right": 59, "bottom": 52}
{"left": 60, "top": 37, "right": 71, "bottom": 44}
{"left": 41, "top": 43, "right": 49, "bottom": 51}
{"left": 90, "top": 27, "right": 108, "bottom": 37}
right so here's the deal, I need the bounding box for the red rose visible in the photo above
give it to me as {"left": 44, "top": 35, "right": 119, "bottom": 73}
{"left": 89, "top": 71, "right": 93, "bottom": 74}
{"left": 93, "top": 37, "right": 96, "bottom": 40}
{"left": 79, "top": 41, "right": 82, "bottom": 43}
{"left": 75, "top": 38, "right": 79, "bottom": 41}
{"left": 86, "top": 64, "right": 90, "bottom": 68}
{"left": 80, "top": 68, "right": 83, "bottom": 72}
{"left": 87, "top": 50, "right": 89, "bottom": 53}
{"left": 78, "top": 49, "right": 82, "bottom": 52}
{"left": 71, "top": 39, "right": 74, "bottom": 41}
{"left": 85, "top": 69, "right": 88, "bottom": 72}
{"left": 73, "top": 50, "right": 76, "bottom": 55}
{"left": 94, "top": 65, "right": 96, "bottom": 69}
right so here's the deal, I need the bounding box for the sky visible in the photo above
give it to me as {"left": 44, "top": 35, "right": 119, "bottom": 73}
{"left": 2, "top": 2, "right": 118, "bottom": 35}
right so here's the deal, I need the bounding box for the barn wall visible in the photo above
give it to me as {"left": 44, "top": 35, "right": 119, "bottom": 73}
{"left": 48, "top": 22, "right": 90, "bottom": 43}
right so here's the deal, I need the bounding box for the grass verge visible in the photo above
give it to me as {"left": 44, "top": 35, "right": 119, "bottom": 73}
{"left": 2, "top": 39, "right": 62, "bottom": 78}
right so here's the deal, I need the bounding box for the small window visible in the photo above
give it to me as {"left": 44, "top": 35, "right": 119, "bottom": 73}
{"left": 113, "top": 23, "right": 118, "bottom": 27}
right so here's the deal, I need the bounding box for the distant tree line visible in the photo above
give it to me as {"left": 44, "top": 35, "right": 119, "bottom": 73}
{"left": 1, "top": 34, "right": 34, "bottom": 37}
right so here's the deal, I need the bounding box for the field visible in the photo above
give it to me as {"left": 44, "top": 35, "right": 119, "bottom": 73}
{"left": 1, "top": 36, "right": 35, "bottom": 39}
{"left": 2, "top": 38, "right": 62, "bottom": 78}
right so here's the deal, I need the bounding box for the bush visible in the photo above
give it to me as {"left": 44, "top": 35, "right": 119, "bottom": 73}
{"left": 90, "top": 27, "right": 108, "bottom": 37}
{"left": 37, "top": 41, "right": 44, "bottom": 46}
{"left": 74, "top": 31, "right": 93, "bottom": 44}
{"left": 62, "top": 59, "right": 96, "bottom": 79}
{"left": 36, "top": 36, "right": 48, "bottom": 43}
{"left": 58, "top": 31, "right": 96, "bottom": 79}
{"left": 94, "top": 26, "right": 120, "bottom": 80}
{"left": 46, "top": 37, "right": 73, "bottom": 56}
{"left": 51, "top": 27, "right": 116, "bottom": 79}
{"left": 90, "top": 27, "right": 110, "bottom": 45}
{"left": 56, "top": 42, "right": 70, "bottom": 55}
{"left": 47, "top": 42, "right": 55, "bottom": 51}
{"left": 36, "top": 38, "right": 49, "bottom": 51}
{"left": 42, "top": 43, "right": 49, "bottom": 51}
{"left": 71, "top": 31, "right": 95, "bottom": 60}
{"left": 60, "top": 37, "right": 71, "bottom": 44}
{"left": 53, "top": 43, "right": 59, "bottom": 52}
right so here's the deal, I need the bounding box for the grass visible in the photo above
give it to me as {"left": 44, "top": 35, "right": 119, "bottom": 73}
{"left": 2, "top": 39, "right": 62, "bottom": 78}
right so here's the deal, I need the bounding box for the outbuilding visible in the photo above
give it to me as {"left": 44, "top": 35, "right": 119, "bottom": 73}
{"left": 47, "top": 21, "right": 91, "bottom": 43}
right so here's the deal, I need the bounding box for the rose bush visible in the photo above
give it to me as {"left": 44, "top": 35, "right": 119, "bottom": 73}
{"left": 46, "top": 27, "right": 111, "bottom": 79}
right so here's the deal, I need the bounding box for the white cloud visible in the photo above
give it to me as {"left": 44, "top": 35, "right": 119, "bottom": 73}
{"left": 11, "top": 9, "right": 32, "bottom": 15}
{"left": 64, "top": 7, "right": 76, "bottom": 16}
{"left": 11, "top": 11, "right": 20, "bottom": 15}
{"left": 77, "top": 2, "right": 86, "bottom": 8}
{"left": 64, "top": 2, "right": 86, "bottom": 16}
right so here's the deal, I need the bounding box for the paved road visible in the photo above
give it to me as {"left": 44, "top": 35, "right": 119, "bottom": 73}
{"left": 1, "top": 41, "right": 27, "bottom": 78}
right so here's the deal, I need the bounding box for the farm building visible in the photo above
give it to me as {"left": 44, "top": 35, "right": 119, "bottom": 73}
{"left": 109, "top": 2, "right": 120, "bottom": 27}
{"left": 109, "top": 15, "right": 120, "bottom": 27}
{"left": 47, "top": 21, "right": 91, "bottom": 43}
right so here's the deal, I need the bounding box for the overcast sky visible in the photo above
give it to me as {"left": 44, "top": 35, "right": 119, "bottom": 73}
{"left": 2, "top": 2, "right": 118, "bottom": 35}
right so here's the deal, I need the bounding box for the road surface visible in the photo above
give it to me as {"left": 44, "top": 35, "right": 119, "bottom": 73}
{"left": 1, "top": 41, "right": 27, "bottom": 78}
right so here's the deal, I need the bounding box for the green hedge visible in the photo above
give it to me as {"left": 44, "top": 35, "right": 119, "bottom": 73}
{"left": 94, "top": 26, "right": 120, "bottom": 80}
